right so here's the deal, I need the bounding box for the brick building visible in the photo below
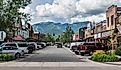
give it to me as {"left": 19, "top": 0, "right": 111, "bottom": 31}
{"left": 32, "top": 32, "right": 40, "bottom": 40}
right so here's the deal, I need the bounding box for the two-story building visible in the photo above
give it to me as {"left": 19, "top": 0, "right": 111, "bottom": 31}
{"left": 117, "top": 15, "right": 121, "bottom": 45}
{"left": 79, "top": 27, "right": 87, "bottom": 41}
{"left": 73, "top": 32, "right": 80, "bottom": 41}
{"left": 28, "top": 23, "right": 34, "bottom": 38}
{"left": 32, "top": 32, "right": 41, "bottom": 40}
{"left": 94, "top": 20, "right": 106, "bottom": 43}
{"left": 105, "top": 5, "right": 121, "bottom": 47}
{"left": 84, "top": 22, "right": 94, "bottom": 42}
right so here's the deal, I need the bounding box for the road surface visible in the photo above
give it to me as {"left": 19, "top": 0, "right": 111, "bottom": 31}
{"left": 19, "top": 46, "right": 82, "bottom": 62}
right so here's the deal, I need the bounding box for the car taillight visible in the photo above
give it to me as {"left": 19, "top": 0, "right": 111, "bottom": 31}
{"left": 85, "top": 46, "right": 87, "bottom": 50}
{"left": 81, "top": 46, "right": 83, "bottom": 49}
{"left": 80, "top": 45, "right": 87, "bottom": 50}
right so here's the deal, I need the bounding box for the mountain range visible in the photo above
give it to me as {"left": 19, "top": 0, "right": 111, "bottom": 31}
{"left": 32, "top": 21, "right": 90, "bottom": 35}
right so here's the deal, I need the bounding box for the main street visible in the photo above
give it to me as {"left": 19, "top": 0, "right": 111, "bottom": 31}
{"left": 0, "top": 46, "right": 121, "bottom": 70}
{"left": 18, "top": 46, "right": 82, "bottom": 62}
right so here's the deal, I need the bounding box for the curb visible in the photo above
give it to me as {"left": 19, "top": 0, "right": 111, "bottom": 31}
{"left": 63, "top": 46, "right": 76, "bottom": 55}
{"left": 63, "top": 46, "right": 121, "bottom": 66}
{"left": 88, "top": 57, "right": 121, "bottom": 66}
{"left": 103, "top": 62, "right": 121, "bottom": 65}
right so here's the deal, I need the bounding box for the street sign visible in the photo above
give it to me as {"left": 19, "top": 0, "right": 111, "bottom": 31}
{"left": 0, "top": 31, "right": 6, "bottom": 41}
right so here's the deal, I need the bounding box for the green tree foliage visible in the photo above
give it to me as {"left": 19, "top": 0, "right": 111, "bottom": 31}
{"left": 56, "top": 35, "right": 60, "bottom": 42}
{"left": 0, "top": 0, "right": 31, "bottom": 33}
{"left": 40, "top": 25, "right": 74, "bottom": 43}
{"left": 40, "top": 33, "right": 55, "bottom": 42}
{"left": 46, "top": 33, "right": 55, "bottom": 42}
{"left": 60, "top": 25, "right": 74, "bottom": 43}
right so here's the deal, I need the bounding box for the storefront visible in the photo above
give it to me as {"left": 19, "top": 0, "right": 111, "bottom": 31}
{"left": 101, "top": 30, "right": 112, "bottom": 45}
{"left": 85, "top": 35, "right": 94, "bottom": 42}
{"left": 94, "top": 33, "right": 102, "bottom": 43}
{"left": 117, "top": 25, "right": 121, "bottom": 46}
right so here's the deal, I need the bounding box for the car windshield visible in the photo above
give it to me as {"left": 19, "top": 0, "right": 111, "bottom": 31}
{"left": 3, "top": 46, "right": 17, "bottom": 50}
{"left": 18, "top": 43, "right": 28, "bottom": 47}
{"left": 37, "top": 42, "right": 42, "bottom": 45}
{"left": 0, "top": 44, "right": 3, "bottom": 47}
{"left": 5, "top": 44, "right": 17, "bottom": 47}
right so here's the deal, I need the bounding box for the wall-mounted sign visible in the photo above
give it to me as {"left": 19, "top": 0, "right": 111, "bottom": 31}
{"left": 102, "top": 31, "right": 111, "bottom": 38}
{"left": 117, "top": 25, "right": 121, "bottom": 33}
{"left": 94, "top": 33, "right": 101, "bottom": 39}
{"left": 0, "top": 31, "right": 6, "bottom": 41}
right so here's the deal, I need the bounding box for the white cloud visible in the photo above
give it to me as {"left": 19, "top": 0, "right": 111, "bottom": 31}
{"left": 76, "top": 0, "right": 114, "bottom": 13}
{"left": 81, "top": 13, "right": 106, "bottom": 22}
{"left": 19, "top": 6, "right": 32, "bottom": 14}
{"left": 119, "top": 0, "right": 121, "bottom": 2}
{"left": 30, "top": 0, "right": 119, "bottom": 23}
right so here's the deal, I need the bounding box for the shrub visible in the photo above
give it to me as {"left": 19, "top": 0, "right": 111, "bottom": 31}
{"left": 92, "top": 50, "right": 105, "bottom": 57}
{"left": 115, "top": 47, "right": 121, "bottom": 56}
{"left": 91, "top": 51, "right": 119, "bottom": 62}
{"left": 106, "top": 50, "right": 115, "bottom": 55}
{"left": 0, "top": 54, "right": 15, "bottom": 61}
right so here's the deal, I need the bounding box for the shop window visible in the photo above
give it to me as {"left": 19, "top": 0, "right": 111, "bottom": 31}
{"left": 1, "top": 32, "right": 3, "bottom": 39}
{"left": 111, "top": 15, "right": 114, "bottom": 25}
{"left": 107, "top": 17, "right": 109, "bottom": 27}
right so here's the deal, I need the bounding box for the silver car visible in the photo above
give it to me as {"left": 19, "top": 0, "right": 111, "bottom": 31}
{"left": 1, "top": 42, "right": 29, "bottom": 54}
{"left": 0, "top": 46, "right": 24, "bottom": 58}
{"left": 36, "top": 42, "right": 42, "bottom": 49}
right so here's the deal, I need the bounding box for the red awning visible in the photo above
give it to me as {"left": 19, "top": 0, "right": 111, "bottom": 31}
{"left": 13, "top": 35, "right": 25, "bottom": 41}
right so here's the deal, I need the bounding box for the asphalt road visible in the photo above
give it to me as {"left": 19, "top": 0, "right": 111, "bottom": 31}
{"left": 0, "top": 67, "right": 121, "bottom": 70}
{"left": 1, "top": 46, "right": 121, "bottom": 70}
{"left": 19, "top": 46, "right": 82, "bottom": 62}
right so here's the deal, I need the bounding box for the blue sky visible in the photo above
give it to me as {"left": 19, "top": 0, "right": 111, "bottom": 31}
{"left": 21, "top": 0, "right": 121, "bottom": 24}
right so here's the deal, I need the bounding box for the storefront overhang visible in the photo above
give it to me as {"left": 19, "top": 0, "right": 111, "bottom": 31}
{"left": 101, "top": 30, "right": 112, "bottom": 38}
{"left": 13, "top": 35, "right": 25, "bottom": 41}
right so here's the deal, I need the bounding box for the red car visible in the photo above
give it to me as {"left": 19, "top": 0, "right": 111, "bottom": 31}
{"left": 74, "top": 42, "right": 103, "bottom": 56}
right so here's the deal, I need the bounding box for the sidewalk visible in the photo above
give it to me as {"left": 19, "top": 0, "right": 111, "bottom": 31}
{"left": 0, "top": 62, "right": 116, "bottom": 67}
{"left": 63, "top": 46, "right": 121, "bottom": 66}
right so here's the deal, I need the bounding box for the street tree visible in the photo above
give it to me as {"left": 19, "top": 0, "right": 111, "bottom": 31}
{"left": 0, "top": 0, "right": 31, "bottom": 34}
{"left": 60, "top": 25, "right": 74, "bottom": 43}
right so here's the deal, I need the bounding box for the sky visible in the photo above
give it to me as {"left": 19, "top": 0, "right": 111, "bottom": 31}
{"left": 20, "top": 0, "right": 121, "bottom": 24}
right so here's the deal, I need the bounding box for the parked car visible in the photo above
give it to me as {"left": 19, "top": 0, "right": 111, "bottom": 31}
{"left": 46, "top": 42, "right": 51, "bottom": 46}
{"left": 75, "top": 42, "right": 103, "bottom": 56}
{"left": 64, "top": 43, "right": 70, "bottom": 48}
{"left": 71, "top": 45, "right": 78, "bottom": 52}
{"left": 70, "top": 42, "right": 84, "bottom": 50}
{"left": 0, "top": 46, "right": 24, "bottom": 58}
{"left": 36, "top": 42, "right": 43, "bottom": 49}
{"left": 28, "top": 42, "right": 38, "bottom": 50}
{"left": 27, "top": 44, "right": 35, "bottom": 53}
{"left": 41, "top": 42, "right": 46, "bottom": 48}
{"left": 70, "top": 42, "right": 84, "bottom": 53}
{"left": 55, "top": 43, "right": 62, "bottom": 48}
{"left": 1, "top": 42, "right": 29, "bottom": 54}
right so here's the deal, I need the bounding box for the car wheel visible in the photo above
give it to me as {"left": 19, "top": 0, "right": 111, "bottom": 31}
{"left": 81, "top": 53, "right": 84, "bottom": 56}
{"left": 15, "top": 53, "right": 20, "bottom": 58}
{"left": 28, "top": 49, "right": 33, "bottom": 53}
{"left": 75, "top": 51, "right": 79, "bottom": 55}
